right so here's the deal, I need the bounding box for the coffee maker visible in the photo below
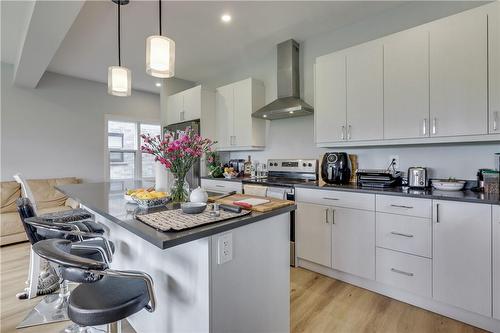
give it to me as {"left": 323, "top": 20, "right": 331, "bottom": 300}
{"left": 321, "top": 152, "right": 351, "bottom": 184}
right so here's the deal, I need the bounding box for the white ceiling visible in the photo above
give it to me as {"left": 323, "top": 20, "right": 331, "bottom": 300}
{"left": 0, "top": 1, "right": 486, "bottom": 94}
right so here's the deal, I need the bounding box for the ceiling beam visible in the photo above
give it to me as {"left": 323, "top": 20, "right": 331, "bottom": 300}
{"left": 13, "top": 0, "right": 85, "bottom": 88}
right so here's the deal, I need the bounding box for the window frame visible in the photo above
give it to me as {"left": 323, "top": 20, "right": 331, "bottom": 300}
{"left": 104, "top": 114, "right": 161, "bottom": 182}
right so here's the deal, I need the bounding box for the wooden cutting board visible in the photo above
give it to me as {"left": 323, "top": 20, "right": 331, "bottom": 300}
{"left": 208, "top": 194, "right": 294, "bottom": 212}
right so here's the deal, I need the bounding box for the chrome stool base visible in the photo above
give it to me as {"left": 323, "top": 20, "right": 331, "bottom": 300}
{"left": 61, "top": 323, "right": 108, "bottom": 333}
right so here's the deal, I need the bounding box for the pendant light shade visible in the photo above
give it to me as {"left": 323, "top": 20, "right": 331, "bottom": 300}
{"left": 108, "top": 0, "right": 131, "bottom": 97}
{"left": 108, "top": 66, "right": 131, "bottom": 96}
{"left": 146, "top": 0, "right": 175, "bottom": 78}
{"left": 146, "top": 35, "right": 175, "bottom": 78}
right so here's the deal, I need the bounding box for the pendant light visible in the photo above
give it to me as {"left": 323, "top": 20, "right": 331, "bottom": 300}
{"left": 108, "top": 0, "right": 131, "bottom": 97}
{"left": 146, "top": 0, "right": 175, "bottom": 78}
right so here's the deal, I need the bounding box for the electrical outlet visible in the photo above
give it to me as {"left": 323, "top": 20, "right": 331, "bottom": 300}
{"left": 218, "top": 233, "right": 233, "bottom": 264}
{"left": 389, "top": 155, "right": 400, "bottom": 170}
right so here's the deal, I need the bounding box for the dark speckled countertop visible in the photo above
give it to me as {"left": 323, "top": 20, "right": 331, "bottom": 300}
{"left": 56, "top": 181, "right": 296, "bottom": 250}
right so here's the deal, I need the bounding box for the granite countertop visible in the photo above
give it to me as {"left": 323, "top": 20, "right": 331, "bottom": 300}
{"left": 294, "top": 182, "right": 500, "bottom": 205}
{"left": 56, "top": 181, "right": 296, "bottom": 250}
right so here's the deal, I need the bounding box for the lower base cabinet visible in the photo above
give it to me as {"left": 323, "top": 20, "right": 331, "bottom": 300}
{"left": 296, "top": 202, "right": 331, "bottom": 267}
{"left": 332, "top": 207, "right": 375, "bottom": 280}
{"left": 433, "top": 200, "right": 492, "bottom": 317}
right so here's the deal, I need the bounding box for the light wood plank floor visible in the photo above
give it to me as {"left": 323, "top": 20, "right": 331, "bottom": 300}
{"left": 1, "top": 242, "right": 486, "bottom": 333}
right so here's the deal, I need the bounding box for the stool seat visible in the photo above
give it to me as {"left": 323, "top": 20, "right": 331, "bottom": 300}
{"left": 68, "top": 276, "right": 149, "bottom": 326}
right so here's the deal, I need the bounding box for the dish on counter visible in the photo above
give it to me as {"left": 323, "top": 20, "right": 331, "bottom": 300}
{"left": 432, "top": 179, "right": 465, "bottom": 191}
{"left": 181, "top": 202, "right": 207, "bottom": 214}
{"left": 223, "top": 167, "right": 239, "bottom": 179}
{"left": 126, "top": 188, "right": 170, "bottom": 208}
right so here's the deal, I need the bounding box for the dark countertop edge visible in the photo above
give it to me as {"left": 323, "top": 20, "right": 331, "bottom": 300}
{"left": 293, "top": 183, "right": 500, "bottom": 206}
{"left": 56, "top": 185, "right": 296, "bottom": 249}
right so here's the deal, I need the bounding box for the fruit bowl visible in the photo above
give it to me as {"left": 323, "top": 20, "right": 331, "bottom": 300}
{"left": 132, "top": 196, "right": 170, "bottom": 208}
{"left": 126, "top": 188, "right": 170, "bottom": 208}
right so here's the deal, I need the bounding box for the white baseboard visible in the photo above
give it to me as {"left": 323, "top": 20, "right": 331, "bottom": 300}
{"left": 297, "top": 258, "right": 500, "bottom": 333}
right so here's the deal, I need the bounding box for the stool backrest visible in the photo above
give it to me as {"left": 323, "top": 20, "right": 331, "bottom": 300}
{"left": 16, "top": 198, "right": 41, "bottom": 244}
{"left": 13, "top": 174, "right": 38, "bottom": 215}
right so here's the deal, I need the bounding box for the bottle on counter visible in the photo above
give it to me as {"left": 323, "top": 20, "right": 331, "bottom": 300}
{"left": 244, "top": 155, "right": 252, "bottom": 177}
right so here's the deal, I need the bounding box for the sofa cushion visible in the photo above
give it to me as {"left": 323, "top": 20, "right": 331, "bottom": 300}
{"left": 0, "top": 212, "right": 23, "bottom": 237}
{"left": 38, "top": 205, "right": 73, "bottom": 216}
{"left": 28, "top": 178, "right": 80, "bottom": 209}
{"left": 0, "top": 181, "right": 21, "bottom": 213}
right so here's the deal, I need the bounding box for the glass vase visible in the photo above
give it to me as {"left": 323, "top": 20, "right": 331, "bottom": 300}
{"left": 170, "top": 175, "right": 190, "bottom": 203}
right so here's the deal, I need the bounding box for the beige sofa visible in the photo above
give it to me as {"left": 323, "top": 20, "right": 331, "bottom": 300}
{"left": 0, "top": 177, "right": 80, "bottom": 246}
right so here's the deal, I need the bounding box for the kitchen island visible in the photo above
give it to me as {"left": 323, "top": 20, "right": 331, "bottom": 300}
{"left": 57, "top": 181, "right": 295, "bottom": 333}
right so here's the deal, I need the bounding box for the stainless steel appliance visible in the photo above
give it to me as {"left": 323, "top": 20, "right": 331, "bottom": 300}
{"left": 321, "top": 152, "right": 351, "bottom": 184}
{"left": 357, "top": 169, "right": 403, "bottom": 188}
{"left": 164, "top": 120, "right": 201, "bottom": 190}
{"left": 243, "top": 159, "right": 318, "bottom": 266}
{"left": 408, "top": 167, "right": 428, "bottom": 188}
{"left": 252, "top": 40, "right": 313, "bottom": 120}
{"left": 228, "top": 159, "right": 245, "bottom": 177}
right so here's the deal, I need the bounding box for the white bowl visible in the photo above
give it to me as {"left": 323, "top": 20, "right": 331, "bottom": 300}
{"left": 181, "top": 202, "right": 207, "bottom": 214}
{"left": 432, "top": 180, "right": 465, "bottom": 191}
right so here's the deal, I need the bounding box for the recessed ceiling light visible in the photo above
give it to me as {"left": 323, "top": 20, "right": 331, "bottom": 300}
{"left": 263, "top": 114, "right": 267, "bottom": 118}
{"left": 289, "top": 111, "right": 294, "bottom": 114}
{"left": 221, "top": 14, "right": 231, "bottom": 23}
{"left": 155, "top": 82, "right": 162, "bottom": 87}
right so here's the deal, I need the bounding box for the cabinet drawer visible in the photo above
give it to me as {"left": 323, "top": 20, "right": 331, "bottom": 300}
{"left": 201, "top": 179, "right": 242, "bottom": 193}
{"left": 376, "top": 195, "right": 431, "bottom": 218}
{"left": 376, "top": 212, "right": 431, "bottom": 258}
{"left": 376, "top": 247, "right": 432, "bottom": 298}
{"left": 295, "top": 188, "right": 374, "bottom": 211}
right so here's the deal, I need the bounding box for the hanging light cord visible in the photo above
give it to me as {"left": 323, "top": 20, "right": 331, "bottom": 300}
{"left": 158, "top": 0, "right": 162, "bottom": 36}
{"left": 118, "top": 1, "right": 121, "bottom": 66}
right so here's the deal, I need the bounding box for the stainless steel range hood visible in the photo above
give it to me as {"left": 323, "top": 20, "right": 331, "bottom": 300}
{"left": 253, "top": 39, "right": 313, "bottom": 120}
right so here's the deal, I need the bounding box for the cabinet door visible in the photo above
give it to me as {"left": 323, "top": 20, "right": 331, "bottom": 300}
{"left": 494, "top": 205, "right": 500, "bottom": 320}
{"left": 296, "top": 202, "right": 331, "bottom": 267}
{"left": 315, "top": 53, "right": 346, "bottom": 143}
{"left": 489, "top": 2, "right": 500, "bottom": 134}
{"left": 183, "top": 86, "right": 201, "bottom": 122}
{"left": 433, "top": 200, "right": 491, "bottom": 316}
{"left": 215, "top": 85, "right": 233, "bottom": 149}
{"left": 166, "top": 93, "right": 182, "bottom": 125}
{"left": 346, "top": 42, "right": 383, "bottom": 141}
{"left": 233, "top": 79, "right": 253, "bottom": 147}
{"left": 429, "top": 10, "right": 488, "bottom": 137}
{"left": 331, "top": 207, "right": 375, "bottom": 280}
{"left": 384, "top": 28, "right": 429, "bottom": 139}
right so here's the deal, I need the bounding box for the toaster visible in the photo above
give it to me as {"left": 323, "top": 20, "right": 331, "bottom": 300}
{"left": 408, "top": 167, "right": 428, "bottom": 188}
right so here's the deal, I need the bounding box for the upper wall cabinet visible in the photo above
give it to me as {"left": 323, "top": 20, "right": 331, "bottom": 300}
{"left": 215, "top": 78, "right": 266, "bottom": 151}
{"left": 429, "top": 9, "right": 488, "bottom": 137}
{"left": 315, "top": 52, "right": 346, "bottom": 143}
{"left": 489, "top": 2, "right": 500, "bottom": 134}
{"left": 384, "top": 27, "right": 429, "bottom": 140}
{"left": 314, "top": 2, "right": 500, "bottom": 147}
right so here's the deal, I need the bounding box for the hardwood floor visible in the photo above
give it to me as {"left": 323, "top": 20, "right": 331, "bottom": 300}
{"left": 1, "top": 242, "right": 486, "bottom": 333}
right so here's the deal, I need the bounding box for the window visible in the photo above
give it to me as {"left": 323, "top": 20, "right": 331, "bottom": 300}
{"left": 106, "top": 118, "right": 160, "bottom": 181}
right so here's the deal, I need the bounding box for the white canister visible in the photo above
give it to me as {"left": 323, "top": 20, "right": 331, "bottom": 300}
{"left": 155, "top": 162, "right": 173, "bottom": 192}
{"left": 190, "top": 187, "right": 208, "bottom": 203}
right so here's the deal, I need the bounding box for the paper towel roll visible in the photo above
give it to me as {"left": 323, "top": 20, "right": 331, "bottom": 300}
{"left": 155, "top": 162, "right": 173, "bottom": 192}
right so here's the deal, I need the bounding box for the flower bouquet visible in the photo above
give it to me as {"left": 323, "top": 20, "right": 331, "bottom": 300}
{"left": 141, "top": 128, "right": 215, "bottom": 202}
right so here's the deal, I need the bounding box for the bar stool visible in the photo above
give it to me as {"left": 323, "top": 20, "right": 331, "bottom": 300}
{"left": 33, "top": 238, "right": 156, "bottom": 333}
{"left": 16, "top": 198, "right": 114, "bottom": 329}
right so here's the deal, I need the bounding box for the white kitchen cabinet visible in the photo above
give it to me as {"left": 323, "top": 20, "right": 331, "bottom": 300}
{"left": 493, "top": 205, "right": 500, "bottom": 320}
{"left": 166, "top": 92, "right": 183, "bottom": 125}
{"left": 331, "top": 206, "right": 375, "bottom": 280}
{"left": 345, "top": 41, "right": 383, "bottom": 141}
{"left": 489, "top": 2, "right": 500, "bottom": 134}
{"left": 433, "top": 200, "right": 491, "bottom": 317}
{"left": 215, "top": 78, "right": 266, "bottom": 151}
{"left": 296, "top": 202, "right": 332, "bottom": 267}
{"left": 166, "top": 85, "right": 203, "bottom": 125}
{"left": 383, "top": 27, "right": 429, "bottom": 139}
{"left": 429, "top": 9, "right": 488, "bottom": 137}
{"left": 315, "top": 52, "right": 346, "bottom": 143}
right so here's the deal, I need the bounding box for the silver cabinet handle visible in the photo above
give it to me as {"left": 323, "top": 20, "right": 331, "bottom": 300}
{"left": 180, "top": 110, "right": 185, "bottom": 121}
{"left": 215, "top": 184, "right": 225, "bottom": 188}
{"left": 331, "top": 208, "right": 335, "bottom": 224}
{"left": 494, "top": 111, "right": 499, "bottom": 131}
{"left": 323, "top": 197, "right": 339, "bottom": 201}
{"left": 391, "top": 268, "right": 414, "bottom": 277}
{"left": 390, "top": 204, "right": 414, "bottom": 209}
{"left": 432, "top": 117, "right": 437, "bottom": 135}
{"left": 390, "top": 231, "right": 414, "bottom": 238}
{"left": 422, "top": 118, "right": 427, "bottom": 136}
{"left": 435, "top": 203, "right": 440, "bottom": 223}
{"left": 341, "top": 126, "right": 346, "bottom": 140}
{"left": 325, "top": 208, "right": 329, "bottom": 224}
{"left": 347, "top": 125, "right": 352, "bottom": 140}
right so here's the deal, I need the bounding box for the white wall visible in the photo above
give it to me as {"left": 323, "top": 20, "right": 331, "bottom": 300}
{"left": 201, "top": 1, "right": 499, "bottom": 180}
{"left": 1, "top": 63, "right": 160, "bottom": 182}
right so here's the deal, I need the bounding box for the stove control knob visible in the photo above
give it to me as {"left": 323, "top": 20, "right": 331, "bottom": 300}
{"left": 302, "top": 163, "right": 307, "bottom": 167}
{"left": 308, "top": 163, "right": 312, "bottom": 167}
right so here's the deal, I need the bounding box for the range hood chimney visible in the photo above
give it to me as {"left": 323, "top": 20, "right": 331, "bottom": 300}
{"left": 253, "top": 39, "right": 313, "bottom": 120}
